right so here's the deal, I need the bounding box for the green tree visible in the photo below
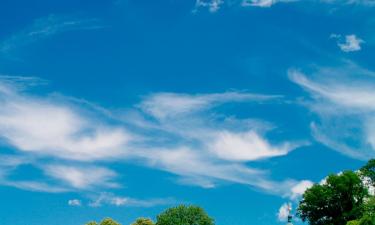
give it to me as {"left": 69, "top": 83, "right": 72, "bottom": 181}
{"left": 360, "top": 159, "right": 375, "bottom": 187}
{"left": 100, "top": 218, "right": 121, "bottom": 225}
{"left": 85, "top": 222, "right": 98, "bottom": 225}
{"left": 156, "top": 205, "right": 214, "bottom": 225}
{"left": 347, "top": 197, "right": 375, "bottom": 225}
{"left": 85, "top": 218, "right": 121, "bottom": 225}
{"left": 297, "top": 171, "right": 368, "bottom": 225}
{"left": 131, "top": 218, "right": 154, "bottom": 225}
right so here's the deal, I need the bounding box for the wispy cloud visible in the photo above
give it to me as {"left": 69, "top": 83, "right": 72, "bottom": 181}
{"left": 242, "top": 0, "right": 298, "bottom": 8}
{"left": 0, "top": 14, "right": 104, "bottom": 55}
{"left": 0, "top": 76, "right": 309, "bottom": 200}
{"left": 0, "top": 179, "right": 69, "bottom": 193}
{"left": 139, "top": 92, "right": 280, "bottom": 120}
{"left": 43, "top": 164, "right": 119, "bottom": 190}
{"left": 88, "top": 193, "right": 174, "bottom": 208}
{"left": 0, "top": 78, "right": 132, "bottom": 161}
{"left": 194, "top": 0, "right": 224, "bottom": 13}
{"left": 194, "top": 0, "right": 375, "bottom": 11}
{"left": 289, "top": 61, "right": 375, "bottom": 159}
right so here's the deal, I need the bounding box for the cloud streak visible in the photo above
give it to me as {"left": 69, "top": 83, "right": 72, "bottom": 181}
{"left": 289, "top": 62, "right": 375, "bottom": 159}
{"left": 0, "top": 14, "right": 104, "bottom": 55}
{"left": 0, "top": 76, "right": 309, "bottom": 201}
{"left": 194, "top": 0, "right": 375, "bottom": 10}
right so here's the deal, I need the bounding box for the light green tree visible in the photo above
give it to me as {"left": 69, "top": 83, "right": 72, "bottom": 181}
{"left": 346, "top": 197, "right": 375, "bottom": 225}
{"left": 85, "top": 222, "right": 98, "bottom": 225}
{"left": 100, "top": 218, "right": 121, "bottom": 225}
{"left": 85, "top": 218, "right": 121, "bottom": 225}
{"left": 156, "top": 205, "right": 214, "bottom": 225}
{"left": 131, "top": 218, "right": 154, "bottom": 225}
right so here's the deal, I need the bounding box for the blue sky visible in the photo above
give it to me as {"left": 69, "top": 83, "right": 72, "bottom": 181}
{"left": 0, "top": 0, "right": 374, "bottom": 225}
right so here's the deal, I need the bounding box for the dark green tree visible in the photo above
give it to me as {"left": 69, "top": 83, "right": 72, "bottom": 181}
{"left": 131, "top": 218, "right": 155, "bottom": 225}
{"left": 156, "top": 205, "right": 214, "bottom": 225}
{"left": 297, "top": 171, "right": 368, "bottom": 225}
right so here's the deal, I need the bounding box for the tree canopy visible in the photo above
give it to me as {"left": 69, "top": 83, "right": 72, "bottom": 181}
{"left": 155, "top": 205, "right": 214, "bottom": 225}
{"left": 85, "top": 218, "right": 121, "bottom": 225}
{"left": 297, "top": 171, "right": 369, "bottom": 225}
{"left": 131, "top": 218, "right": 154, "bottom": 225}
{"left": 346, "top": 196, "right": 375, "bottom": 225}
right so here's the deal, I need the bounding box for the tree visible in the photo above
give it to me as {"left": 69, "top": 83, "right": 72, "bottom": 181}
{"left": 360, "top": 159, "right": 375, "bottom": 187}
{"left": 131, "top": 218, "right": 155, "bottom": 225}
{"left": 85, "top": 222, "right": 98, "bottom": 225}
{"left": 156, "top": 205, "right": 214, "bottom": 225}
{"left": 297, "top": 171, "right": 368, "bottom": 225}
{"left": 100, "top": 218, "right": 121, "bottom": 225}
{"left": 85, "top": 218, "right": 121, "bottom": 225}
{"left": 346, "top": 197, "right": 375, "bottom": 225}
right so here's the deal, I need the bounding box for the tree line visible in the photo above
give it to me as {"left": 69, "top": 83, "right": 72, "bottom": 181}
{"left": 85, "top": 205, "right": 214, "bottom": 225}
{"left": 85, "top": 159, "right": 374, "bottom": 225}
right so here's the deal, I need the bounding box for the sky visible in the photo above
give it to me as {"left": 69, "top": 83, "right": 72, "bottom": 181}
{"left": 0, "top": 0, "right": 374, "bottom": 225}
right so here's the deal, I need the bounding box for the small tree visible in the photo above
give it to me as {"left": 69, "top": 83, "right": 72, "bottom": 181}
{"left": 156, "top": 205, "right": 214, "bottom": 225}
{"left": 131, "top": 218, "right": 154, "bottom": 225}
{"left": 86, "top": 222, "right": 98, "bottom": 225}
{"left": 85, "top": 218, "right": 121, "bottom": 225}
{"left": 297, "top": 171, "right": 368, "bottom": 225}
{"left": 100, "top": 218, "right": 121, "bottom": 225}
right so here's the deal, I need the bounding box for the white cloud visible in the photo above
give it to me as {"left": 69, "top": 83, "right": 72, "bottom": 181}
{"left": 242, "top": 0, "right": 297, "bottom": 7}
{"left": 207, "top": 130, "right": 298, "bottom": 161}
{"left": 289, "top": 180, "right": 313, "bottom": 200}
{"left": 0, "top": 76, "right": 308, "bottom": 199}
{"left": 331, "top": 34, "right": 364, "bottom": 52}
{"left": 322, "top": 0, "right": 375, "bottom": 6}
{"left": 194, "top": 0, "right": 375, "bottom": 10}
{"left": 289, "top": 69, "right": 375, "bottom": 111}
{"left": 0, "top": 179, "right": 69, "bottom": 193}
{"left": 137, "top": 147, "right": 306, "bottom": 197}
{"left": 194, "top": 0, "right": 224, "bottom": 12}
{"left": 289, "top": 62, "right": 375, "bottom": 159}
{"left": 277, "top": 202, "right": 292, "bottom": 221}
{"left": 139, "top": 92, "right": 280, "bottom": 120}
{"left": 43, "top": 164, "right": 118, "bottom": 190}
{"left": 0, "top": 79, "right": 132, "bottom": 161}
{"left": 88, "top": 193, "right": 173, "bottom": 208}
{"left": 68, "top": 199, "right": 82, "bottom": 206}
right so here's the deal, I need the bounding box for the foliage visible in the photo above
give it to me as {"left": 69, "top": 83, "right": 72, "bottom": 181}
{"left": 86, "top": 222, "right": 98, "bottom": 225}
{"left": 131, "top": 218, "right": 155, "bottom": 225}
{"left": 363, "top": 197, "right": 375, "bottom": 216}
{"left": 347, "top": 197, "right": 375, "bottom": 225}
{"left": 100, "top": 218, "right": 121, "bottom": 225}
{"left": 346, "top": 220, "right": 360, "bottom": 225}
{"left": 297, "top": 171, "right": 368, "bottom": 225}
{"left": 85, "top": 218, "right": 121, "bottom": 225}
{"left": 155, "top": 205, "right": 214, "bottom": 225}
{"left": 360, "top": 159, "right": 375, "bottom": 187}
